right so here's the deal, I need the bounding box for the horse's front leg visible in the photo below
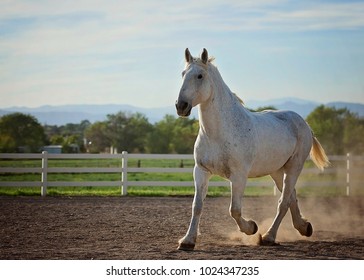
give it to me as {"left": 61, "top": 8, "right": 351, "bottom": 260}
{"left": 178, "top": 165, "right": 211, "bottom": 251}
{"left": 230, "top": 175, "right": 258, "bottom": 235}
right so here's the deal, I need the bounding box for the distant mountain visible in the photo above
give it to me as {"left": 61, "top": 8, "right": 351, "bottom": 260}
{"left": 326, "top": 102, "right": 364, "bottom": 115}
{"left": 0, "top": 98, "right": 363, "bottom": 125}
{"left": 246, "top": 97, "right": 321, "bottom": 117}
{"left": 0, "top": 104, "right": 176, "bottom": 125}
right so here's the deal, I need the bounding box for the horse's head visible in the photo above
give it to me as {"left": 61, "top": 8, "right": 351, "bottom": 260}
{"left": 175, "top": 48, "right": 212, "bottom": 117}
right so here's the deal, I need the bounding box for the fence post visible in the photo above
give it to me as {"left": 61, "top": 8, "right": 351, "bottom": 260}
{"left": 121, "top": 151, "right": 128, "bottom": 196}
{"left": 41, "top": 151, "right": 48, "bottom": 197}
{"left": 346, "top": 153, "right": 350, "bottom": 196}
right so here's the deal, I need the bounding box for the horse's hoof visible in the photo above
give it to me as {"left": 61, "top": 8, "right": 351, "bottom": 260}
{"left": 177, "top": 243, "right": 195, "bottom": 251}
{"left": 244, "top": 220, "right": 258, "bottom": 235}
{"left": 259, "top": 234, "right": 279, "bottom": 246}
{"left": 250, "top": 220, "right": 258, "bottom": 235}
{"left": 305, "top": 222, "right": 313, "bottom": 237}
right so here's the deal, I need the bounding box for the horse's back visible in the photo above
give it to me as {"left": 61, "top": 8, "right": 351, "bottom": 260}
{"left": 253, "top": 110, "right": 310, "bottom": 138}
{"left": 255, "top": 109, "right": 305, "bottom": 125}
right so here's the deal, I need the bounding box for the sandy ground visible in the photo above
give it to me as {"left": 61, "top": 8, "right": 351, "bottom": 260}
{"left": 0, "top": 195, "right": 363, "bottom": 259}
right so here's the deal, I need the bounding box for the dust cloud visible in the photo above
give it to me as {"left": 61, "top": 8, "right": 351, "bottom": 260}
{"left": 207, "top": 196, "right": 364, "bottom": 245}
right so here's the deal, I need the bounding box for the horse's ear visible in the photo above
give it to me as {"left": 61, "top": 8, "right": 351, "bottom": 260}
{"left": 185, "top": 48, "right": 193, "bottom": 63}
{"left": 201, "top": 48, "right": 208, "bottom": 64}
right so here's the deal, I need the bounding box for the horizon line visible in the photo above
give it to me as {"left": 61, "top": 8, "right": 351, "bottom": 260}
{"left": 1, "top": 97, "right": 364, "bottom": 110}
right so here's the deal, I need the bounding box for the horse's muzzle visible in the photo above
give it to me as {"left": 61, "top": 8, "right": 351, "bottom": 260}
{"left": 175, "top": 100, "right": 192, "bottom": 117}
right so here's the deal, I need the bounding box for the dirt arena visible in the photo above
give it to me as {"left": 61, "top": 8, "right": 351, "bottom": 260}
{"left": 0, "top": 195, "right": 363, "bottom": 259}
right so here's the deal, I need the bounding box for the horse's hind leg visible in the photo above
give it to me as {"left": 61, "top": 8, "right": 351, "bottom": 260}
{"left": 178, "top": 165, "right": 210, "bottom": 251}
{"left": 261, "top": 168, "right": 301, "bottom": 245}
{"left": 289, "top": 190, "right": 313, "bottom": 237}
{"left": 270, "top": 169, "right": 313, "bottom": 241}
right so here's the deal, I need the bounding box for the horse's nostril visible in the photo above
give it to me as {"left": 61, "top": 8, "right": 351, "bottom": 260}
{"left": 176, "top": 99, "right": 191, "bottom": 116}
{"left": 178, "top": 101, "right": 189, "bottom": 111}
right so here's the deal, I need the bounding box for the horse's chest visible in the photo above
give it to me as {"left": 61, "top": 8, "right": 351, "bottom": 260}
{"left": 194, "top": 138, "right": 238, "bottom": 178}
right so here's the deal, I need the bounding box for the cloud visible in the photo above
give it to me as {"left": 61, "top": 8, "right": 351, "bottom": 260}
{"left": 1, "top": 0, "right": 363, "bottom": 107}
{"left": 2, "top": 1, "right": 364, "bottom": 57}
{"left": 188, "top": 1, "right": 364, "bottom": 32}
{"left": 257, "top": 2, "right": 364, "bottom": 31}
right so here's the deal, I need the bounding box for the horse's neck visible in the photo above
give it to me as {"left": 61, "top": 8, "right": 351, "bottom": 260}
{"left": 198, "top": 69, "right": 250, "bottom": 138}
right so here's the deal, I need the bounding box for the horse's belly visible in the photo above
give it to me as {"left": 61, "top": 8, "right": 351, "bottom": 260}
{"left": 248, "top": 141, "right": 296, "bottom": 177}
{"left": 248, "top": 159, "right": 287, "bottom": 178}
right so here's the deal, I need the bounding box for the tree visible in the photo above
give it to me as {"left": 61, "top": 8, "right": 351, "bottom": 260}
{"left": 306, "top": 105, "right": 364, "bottom": 155}
{"left": 49, "top": 135, "right": 64, "bottom": 145}
{"left": 171, "top": 117, "right": 199, "bottom": 154}
{"left": 249, "top": 106, "right": 278, "bottom": 112}
{"left": 342, "top": 111, "right": 364, "bottom": 154}
{"left": 105, "top": 112, "right": 153, "bottom": 153}
{"left": 0, "top": 113, "right": 47, "bottom": 152}
{"left": 45, "top": 120, "right": 91, "bottom": 153}
{"left": 146, "top": 115, "right": 198, "bottom": 154}
{"left": 147, "top": 115, "right": 176, "bottom": 153}
{"left": 84, "top": 121, "right": 110, "bottom": 153}
{"left": 84, "top": 112, "right": 153, "bottom": 153}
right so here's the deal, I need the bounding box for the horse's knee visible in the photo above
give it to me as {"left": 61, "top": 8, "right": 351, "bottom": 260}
{"left": 192, "top": 200, "right": 203, "bottom": 216}
{"left": 277, "top": 197, "right": 291, "bottom": 213}
{"left": 193, "top": 207, "right": 202, "bottom": 217}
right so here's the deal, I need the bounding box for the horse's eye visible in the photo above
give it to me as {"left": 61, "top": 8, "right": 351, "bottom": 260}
{"left": 197, "top": 74, "right": 203, "bottom": 79}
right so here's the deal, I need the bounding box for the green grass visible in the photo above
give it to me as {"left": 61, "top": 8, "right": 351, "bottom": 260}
{"left": 1, "top": 157, "right": 362, "bottom": 197}
{"left": 0, "top": 185, "right": 276, "bottom": 197}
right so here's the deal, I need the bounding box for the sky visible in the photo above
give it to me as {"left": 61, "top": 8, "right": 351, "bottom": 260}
{"left": 0, "top": 0, "right": 364, "bottom": 109}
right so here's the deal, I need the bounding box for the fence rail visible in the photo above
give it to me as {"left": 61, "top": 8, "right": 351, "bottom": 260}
{"left": 0, "top": 152, "right": 363, "bottom": 196}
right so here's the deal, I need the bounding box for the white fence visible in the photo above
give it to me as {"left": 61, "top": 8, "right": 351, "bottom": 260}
{"left": 0, "top": 152, "right": 363, "bottom": 196}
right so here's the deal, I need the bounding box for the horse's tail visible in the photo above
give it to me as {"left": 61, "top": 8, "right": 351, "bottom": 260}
{"left": 310, "top": 135, "right": 330, "bottom": 171}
